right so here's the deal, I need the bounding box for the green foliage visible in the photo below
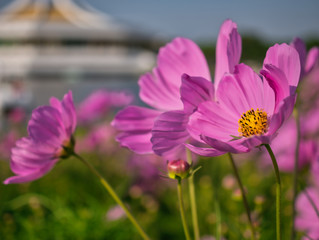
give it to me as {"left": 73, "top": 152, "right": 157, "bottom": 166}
{"left": 0, "top": 148, "right": 307, "bottom": 239}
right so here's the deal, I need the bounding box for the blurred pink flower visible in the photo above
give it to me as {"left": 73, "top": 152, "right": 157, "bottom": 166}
{"left": 291, "top": 38, "right": 319, "bottom": 111}
{"left": 127, "top": 153, "right": 169, "bottom": 193}
{"left": 291, "top": 38, "right": 319, "bottom": 78}
{"left": 113, "top": 19, "right": 241, "bottom": 160}
{"left": 0, "top": 130, "right": 19, "bottom": 159}
{"left": 7, "top": 107, "right": 26, "bottom": 124}
{"left": 4, "top": 91, "right": 76, "bottom": 184}
{"left": 299, "top": 66, "right": 319, "bottom": 112}
{"left": 75, "top": 123, "right": 116, "bottom": 153}
{"left": 77, "top": 90, "right": 133, "bottom": 124}
{"left": 311, "top": 155, "right": 319, "bottom": 188}
{"left": 295, "top": 187, "right": 319, "bottom": 239}
{"left": 106, "top": 205, "right": 126, "bottom": 222}
{"left": 301, "top": 107, "right": 319, "bottom": 139}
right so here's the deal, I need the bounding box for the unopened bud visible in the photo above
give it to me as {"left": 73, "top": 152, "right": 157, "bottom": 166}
{"left": 167, "top": 160, "right": 190, "bottom": 179}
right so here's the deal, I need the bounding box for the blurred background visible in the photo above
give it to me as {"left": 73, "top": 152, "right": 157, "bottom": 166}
{"left": 0, "top": 0, "right": 319, "bottom": 239}
{"left": 0, "top": 0, "right": 318, "bottom": 109}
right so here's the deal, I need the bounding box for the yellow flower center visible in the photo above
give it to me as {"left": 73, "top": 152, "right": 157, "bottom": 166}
{"left": 55, "top": 139, "right": 72, "bottom": 158}
{"left": 238, "top": 108, "right": 268, "bottom": 137}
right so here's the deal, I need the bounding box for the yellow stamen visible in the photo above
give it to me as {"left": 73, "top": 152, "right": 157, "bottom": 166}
{"left": 238, "top": 108, "right": 268, "bottom": 137}
{"left": 55, "top": 139, "right": 72, "bottom": 158}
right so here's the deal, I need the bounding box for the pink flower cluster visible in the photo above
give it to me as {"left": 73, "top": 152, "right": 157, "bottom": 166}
{"left": 111, "top": 19, "right": 319, "bottom": 237}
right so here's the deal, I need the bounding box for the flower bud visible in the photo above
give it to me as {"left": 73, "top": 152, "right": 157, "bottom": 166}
{"left": 167, "top": 159, "right": 190, "bottom": 180}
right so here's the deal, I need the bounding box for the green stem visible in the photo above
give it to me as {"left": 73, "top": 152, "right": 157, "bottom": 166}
{"left": 186, "top": 149, "right": 200, "bottom": 240}
{"left": 264, "top": 144, "right": 281, "bottom": 240}
{"left": 177, "top": 179, "right": 191, "bottom": 240}
{"left": 227, "top": 153, "right": 256, "bottom": 240}
{"left": 215, "top": 197, "right": 222, "bottom": 240}
{"left": 73, "top": 153, "right": 150, "bottom": 240}
{"left": 291, "top": 108, "right": 301, "bottom": 240}
{"left": 304, "top": 188, "right": 319, "bottom": 219}
{"left": 188, "top": 176, "right": 200, "bottom": 240}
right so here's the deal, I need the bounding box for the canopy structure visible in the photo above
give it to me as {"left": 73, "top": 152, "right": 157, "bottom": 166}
{"left": 0, "top": 0, "right": 157, "bottom": 79}
{"left": 0, "top": 0, "right": 156, "bottom": 43}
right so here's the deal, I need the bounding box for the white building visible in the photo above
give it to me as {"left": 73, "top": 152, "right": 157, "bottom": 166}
{"left": 0, "top": 0, "right": 157, "bottom": 107}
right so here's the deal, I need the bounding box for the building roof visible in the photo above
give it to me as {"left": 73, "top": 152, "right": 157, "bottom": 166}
{"left": 0, "top": 0, "right": 155, "bottom": 43}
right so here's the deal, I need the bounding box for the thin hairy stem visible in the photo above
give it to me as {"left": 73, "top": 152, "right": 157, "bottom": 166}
{"left": 228, "top": 153, "right": 256, "bottom": 240}
{"left": 291, "top": 108, "right": 301, "bottom": 240}
{"left": 264, "top": 144, "right": 281, "bottom": 240}
{"left": 177, "top": 179, "right": 191, "bottom": 240}
{"left": 73, "top": 153, "right": 150, "bottom": 240}
{"left": 186, "top": 149, "right": 200, "bottom": 240}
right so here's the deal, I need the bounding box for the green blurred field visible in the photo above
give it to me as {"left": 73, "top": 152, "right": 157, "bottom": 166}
{"left": 0, "top": 141, "right": 306, "bottom": 239}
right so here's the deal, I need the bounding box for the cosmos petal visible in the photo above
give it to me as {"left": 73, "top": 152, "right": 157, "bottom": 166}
{"left": 151, "top": 110, "right": 189, "bottom": 159}
{"left": 261, "top": 64, "right": 290, "bottom": 108}
{"left": 290, "top": 38, "right": 307, "bottom": 77}
{"left": 111, "top": 106, "right": 160, "bottom": 131}
{"left": 267, "top": 94, "right": 296, "bottom": 136}
{"left": 139, "top": 37, "right": 210, "bottom": 111}
{"left": 201, "top": 135, "right": 249, "bottom": 154}
{"left": 116, "top": 132, "right": 154, "bottom": 154}
{"left": 180, "top": 74, "right": 214, "bottom": 113}
{"left": 263, "top": 43, "right": 301, "bottom": 88}
{"left": 112, "top": 106, "right": 161, "bottom": 154}
{"left": 217, "top": 64, "right": 265, "bottom": 115}
{"left": 50, "top": 91, "right": 77, "bottom": 135}
{"left": 215, "top": 19, "right": 242, "bottom": 90}
{"left": 4, "top": 160, "right": 57, "bottom": 184}
{"left": 185, "top": 143, "right": 225, "bottom": 157}
{"left": 188, "top": 101, "right": 238, "bottom": 142}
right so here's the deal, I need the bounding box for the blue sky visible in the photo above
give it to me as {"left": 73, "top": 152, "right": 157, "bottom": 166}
{"left": 88, "top": 0, "right": 319, "bottom": 43}
{"left": 0, "top": 0, "right": 318, "bottom": 43}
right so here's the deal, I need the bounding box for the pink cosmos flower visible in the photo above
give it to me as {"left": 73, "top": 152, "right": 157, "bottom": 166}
{"left": 112, "top": 19, "right": 241, "bottom": 160}
{"left": 151, "top": 20, "right": 241, "bottom": 158}
{"left": 4, "top": 91, "right": 76, "bottom": 184}
{"left": 295, "top": 187, "right": 319, "bottom": 239}
{"left": 185, "top": 43, "right": 300, "bottom": 154}
{"left": 77, "top": 90, "right": 133, "bottom": 124}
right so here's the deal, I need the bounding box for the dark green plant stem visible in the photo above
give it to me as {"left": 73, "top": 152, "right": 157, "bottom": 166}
{"left": 72, "top": 153, "right": 151, "bottom": 240}
{"left": 177, "top": 179, "right": 191, "bottom": 240}
{"left": 291, "top": 108, "right": 301, "bottom": 240}
{"left": 303, "top": 233, "right": 314, "bottom": 240}
{"left": 186, "top": 149, "right": 200, "bottom": 240}
{"left": 227, "top": 153, "right": 256, "bottom": 240}
{"left": 304, "top": 188, "right": 319, "bottom": 219}
{"left": 264, "top": 144, "right": 281, "bottom": 240}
